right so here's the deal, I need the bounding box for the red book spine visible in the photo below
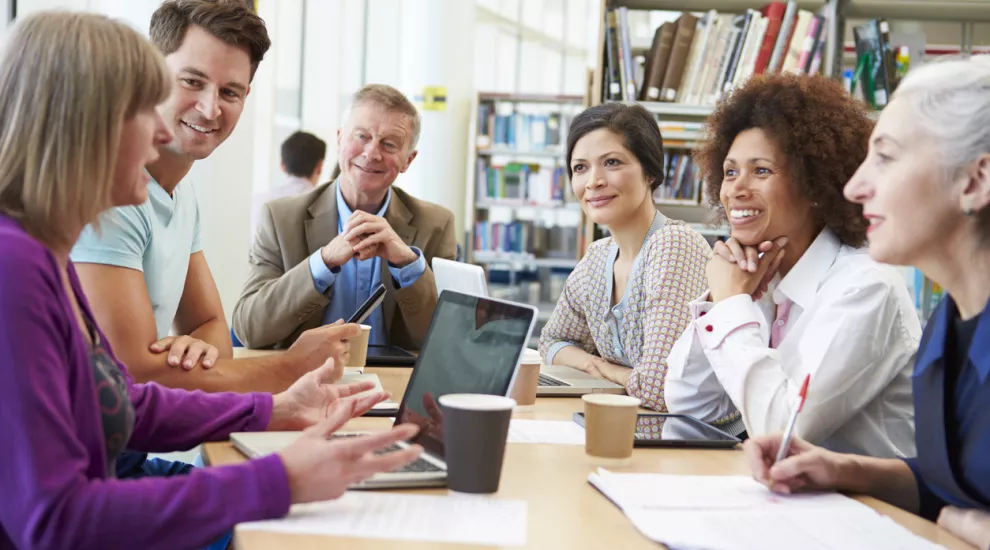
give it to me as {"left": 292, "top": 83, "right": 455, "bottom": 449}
{"left": 754, "top": 2, "right": 786, "bottom": 74}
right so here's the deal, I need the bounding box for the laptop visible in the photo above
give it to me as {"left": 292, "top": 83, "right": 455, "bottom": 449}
{"left": 232, "top": 291, "right": 537, "bottom": 489}
{"left": 530, "top": 357, "right": 625, "bottom": 396}
{"left": 433, "top": 260, "right": 624, "bottom": 396}
{"left": 432, "top": 257, "right": 489, "bottom": 297}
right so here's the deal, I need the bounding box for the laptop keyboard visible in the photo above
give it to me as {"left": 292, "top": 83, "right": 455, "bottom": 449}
{"left": 377, "top": 443, "right": 443, "bottom": 473}
{"left": 538, "top": 373, "right": 570, "bottom": 387}
{"left": 332, "top": 435, "right": 443, "bottom": 473}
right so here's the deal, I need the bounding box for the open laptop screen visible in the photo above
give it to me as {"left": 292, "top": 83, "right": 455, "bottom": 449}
{"left": 396, "top": 291, "right": 535, "bottom": 459}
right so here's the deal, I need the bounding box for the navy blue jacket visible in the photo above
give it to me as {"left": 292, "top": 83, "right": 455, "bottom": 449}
{"left": 906, "top": 296, "right": 990, "bottom": 521}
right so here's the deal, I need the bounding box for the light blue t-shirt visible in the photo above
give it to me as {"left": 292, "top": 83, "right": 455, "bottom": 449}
{"left": 70, "top": 177, "right": 201, "bottom": 340}
{"left": 307, "top": 182, "right": 427, "bottom": 346}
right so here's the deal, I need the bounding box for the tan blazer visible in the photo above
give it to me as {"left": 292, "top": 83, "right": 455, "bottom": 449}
{"left": 233, "top": 181, "right": 457, "bottom": 350}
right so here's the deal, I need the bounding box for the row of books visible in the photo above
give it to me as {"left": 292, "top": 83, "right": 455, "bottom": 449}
{"left": 653, "top": 152, "right": 702, "bottom": 203}
{"left": 476, "top": 102, "right": 571, "bottom": 151}
{"left": 850, "top": 18, "right": 902, "bottom": 109}
{"left": 474, "top": 221, "right": 579, "bottom": 258}
{"left": 475, "top": 160, "right": 572, "bottom": 206}
{"left": 604, "top": 1, "right": 834, "bottom": 106}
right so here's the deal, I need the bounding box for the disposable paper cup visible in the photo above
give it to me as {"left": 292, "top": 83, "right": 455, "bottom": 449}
{"left": 345, "top": 324, "right": 372, "bottom": 367}
{"left": 440, "top": 394, "right": 515, "bottom": 494}
{"left": 582, "top": 394, "right": 640, "bottom": 460}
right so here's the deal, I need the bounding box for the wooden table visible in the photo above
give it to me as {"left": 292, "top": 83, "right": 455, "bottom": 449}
{"left": 211, "top": 359, "right": 973, "bottom": 550}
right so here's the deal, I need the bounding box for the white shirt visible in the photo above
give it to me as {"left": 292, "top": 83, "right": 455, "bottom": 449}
{"left": 665, "top": 229, "right": 920, "bottom": 458}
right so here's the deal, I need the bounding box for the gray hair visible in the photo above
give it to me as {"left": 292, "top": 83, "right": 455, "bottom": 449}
{"left": 893, "top": 55, "right": 990, "bottom": 241}
{"left": 343, "top": 84, "right": 422, "bottom": 150}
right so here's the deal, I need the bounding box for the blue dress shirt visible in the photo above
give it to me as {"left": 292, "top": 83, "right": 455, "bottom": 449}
{"left": 307, "top": 183, "right": 427, "bottom": 345}
{"left": 904, "top": 295, "right": 990, "bottom": 521}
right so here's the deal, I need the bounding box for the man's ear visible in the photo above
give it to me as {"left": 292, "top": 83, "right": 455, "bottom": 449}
{"left": 400, "top": 150, "right": 418, "bottom": 173}
{"left": 961, "top": 153, "right": 990, "bottom": 214}
{"left": 311, "top": 159, "right": 324, "bottom": 181}
{"left": 245, "top": 85, "right": 252, "bottom": 97}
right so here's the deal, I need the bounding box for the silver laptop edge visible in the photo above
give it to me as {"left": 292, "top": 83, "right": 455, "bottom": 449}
{"left": 537, "top": 364, "right": 625, "bottom": 396}
{"left": 233, "top": 291, "right": 538, "bottom": 490}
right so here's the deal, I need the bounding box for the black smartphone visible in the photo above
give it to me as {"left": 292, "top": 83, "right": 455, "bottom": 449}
{"left": 346, "top": 283, "right": 387, "bottom": 324}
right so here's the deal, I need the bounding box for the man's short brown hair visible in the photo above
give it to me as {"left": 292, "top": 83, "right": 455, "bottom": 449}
{"left": 150, "top": 0, "right": 271, "bottom": 81}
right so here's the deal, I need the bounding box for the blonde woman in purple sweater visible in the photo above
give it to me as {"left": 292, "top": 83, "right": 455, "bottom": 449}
{"left": 0, "top": 11, "right": 421, "bottom": 550}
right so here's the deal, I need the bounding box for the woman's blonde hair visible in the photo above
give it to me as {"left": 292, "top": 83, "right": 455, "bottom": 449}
{"left": 0, "top": 11, "right": 172, "bottom": 249}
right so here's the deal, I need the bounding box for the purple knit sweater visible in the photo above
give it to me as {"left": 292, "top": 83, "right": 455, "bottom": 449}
{"left": 0, "top": 216, "right": 291, "bottom": 550}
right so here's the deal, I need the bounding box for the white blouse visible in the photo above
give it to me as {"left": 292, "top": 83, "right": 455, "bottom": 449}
{"left": 664, "top": 229, "right": 920, "bottom": 458}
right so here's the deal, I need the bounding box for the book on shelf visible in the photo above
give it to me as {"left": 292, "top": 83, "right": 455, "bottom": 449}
{"left": 602, "top": 1, "right": 835, "bottom": 107}
{"left": 476, "top": 101, "right": 570, "bottom": 151}
{"left": 851, "top": 18, "right": 900, "bottom": 110}
{"left": 474, "top": 221, "right": 578, "bottom": 260}
{"left": 475, "top": 159, "right": 571, "bottom": 206}
{"left": 653, "top": 151, "right": 701, "bottom": 204}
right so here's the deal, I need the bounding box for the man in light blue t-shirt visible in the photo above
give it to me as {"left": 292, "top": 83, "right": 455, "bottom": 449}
{"left": 71, "top": 2, "right": 355, "bottom": 397}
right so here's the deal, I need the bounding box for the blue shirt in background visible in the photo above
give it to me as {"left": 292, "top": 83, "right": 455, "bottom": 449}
{"left": 307, "top": 183, "right": 427, "bottom": 345}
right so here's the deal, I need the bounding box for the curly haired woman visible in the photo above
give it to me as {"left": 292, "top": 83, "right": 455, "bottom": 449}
{"left": 663, "top": 74, "right": 920, "bottom": 458}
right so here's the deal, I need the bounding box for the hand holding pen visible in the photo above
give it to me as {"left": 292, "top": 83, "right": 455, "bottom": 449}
{"left": 774, "top": 374, "right": 811, "bottom": 468}
{"left": 742, "top": 374, "right": 849, "bottom": 494}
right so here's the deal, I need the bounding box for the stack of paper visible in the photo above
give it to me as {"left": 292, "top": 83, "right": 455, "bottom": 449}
{"left": 238, "top": 492, "right": 527, "bottom": 546}
{"left": 588, "top": 469, "right": 948, "bottom": 550}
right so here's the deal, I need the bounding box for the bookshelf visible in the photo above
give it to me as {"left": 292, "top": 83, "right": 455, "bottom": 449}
{"left": 586, "top": 0, "right": 985, "bottom": 322}
{"left": 464, "top": 92, "right": 587, "bottom": 342}
{"left": 584, "top": 0, "right": 990, "bottom": 253}
{"left": 466, "top": 92, "right": 585, "bottom": 265}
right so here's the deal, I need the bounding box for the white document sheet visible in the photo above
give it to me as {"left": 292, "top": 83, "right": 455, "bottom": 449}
{"left": 238, "top": 492, "right": 527, "bottom": 547}
{"left": 507, "top": 419, "right": 585, "bottom": 445}
{"left": 627, "top": 508, "right": 947, "bottom": 550}
{"left": 589, "top": 470, "right": 855, "bottom": 510}
{"left": 589, "top": 470, "right": 948, "bottom": 550}
{"left": 338, "top": 373, "right": 398, "bottom": 411}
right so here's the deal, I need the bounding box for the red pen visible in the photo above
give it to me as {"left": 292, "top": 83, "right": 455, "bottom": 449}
{"left": 774, "top": 374, "right": 811, "bottom": 465}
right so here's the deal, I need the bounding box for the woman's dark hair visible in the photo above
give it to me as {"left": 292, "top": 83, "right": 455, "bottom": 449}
{"left": 566, "top": 103, "right": 665, "bottom": 191}
{"left": 695, "top": 73, "right": 873, "bottom": 247}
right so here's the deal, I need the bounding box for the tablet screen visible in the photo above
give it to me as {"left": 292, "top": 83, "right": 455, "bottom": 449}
{"left": 366, "top": 344, "right": 416, "bottom": 360}
{"left": 574, "top": 412, "right": 739, "bottom": 445}
{"left": 635, "top": 414, "right": 739, "bottom": 443}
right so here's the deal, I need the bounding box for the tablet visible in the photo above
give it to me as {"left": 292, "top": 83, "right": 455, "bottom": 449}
{"left": 365, "top": 344, "right": 417, "bottom": 366}
{"left": 572, "top": 412, "right": 740, "bottom": 449}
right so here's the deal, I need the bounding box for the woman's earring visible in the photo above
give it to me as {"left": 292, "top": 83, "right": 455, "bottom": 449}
{"left": 963, "top": 200, "right": 975, "bottom": 216}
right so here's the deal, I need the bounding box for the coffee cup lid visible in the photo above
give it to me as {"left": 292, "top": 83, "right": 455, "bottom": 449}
{"left": 439, "top": 393, "right": 517, "bottom": 411}
{"left": 582, "top": 394, "right": 640, "bottom": 407}
{"left": 521, "top": 348, "right": 542, "bottom": 365}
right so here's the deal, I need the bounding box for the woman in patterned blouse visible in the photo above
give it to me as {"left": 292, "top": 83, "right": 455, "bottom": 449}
{"left": 538, "top": 103, "right": 718, "bottom": 414}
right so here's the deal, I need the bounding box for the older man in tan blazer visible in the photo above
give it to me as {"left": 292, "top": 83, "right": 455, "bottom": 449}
{"left": 234, "top": 84, "right": 456, "bottom": 350}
